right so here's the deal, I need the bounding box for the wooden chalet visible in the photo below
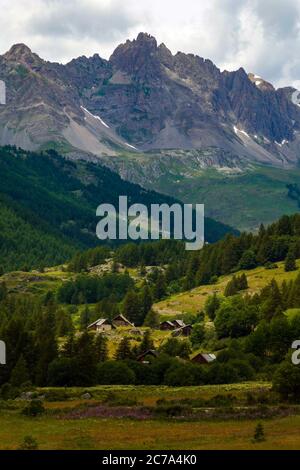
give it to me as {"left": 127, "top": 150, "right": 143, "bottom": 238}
{"left": 191, "top": 353, "right": 216, "bottom": 364}
{"left": 172, "top": 324, "right": 193, "bottom": 337}
{"left": 160, "top": 319, "right": 186, "bottom": 331}
{"left": 137, "top": 349, "right": 159, "bottom": 364}
{"left": 112, "top": 314, "right": 134, "bottom": 328}
{"left": 87, "top": 318, "right": 112, "bottom": 333}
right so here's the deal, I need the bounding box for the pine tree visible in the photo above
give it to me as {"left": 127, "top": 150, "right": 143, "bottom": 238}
{"left": 153, "top": 272, "right": 167, "bottom": 300}
{"left": 288, "top": 273, "right": 300, "bottom": 308}
{"left": 224, "top": 276, "right": 239, "bottom": 297}
{"left": 239, "top": 273, "right": 248, "bottom": 290}
{"left": 94, "top": 334, "right": 108, "bottom": 362}
{"left": 205, "top": 293, "right": 221, "bottom": 321}
{"left": 140, "top": 284, "right": 153, "bottom": 322}
{"left": 253, "top": 423, "right": 265, "bottom": 443}
{"left": 80, "top": 305, "right": 91, "bottom": 330}
{"left": 10, "top": 355, "right": 30, "bottom": 387}
{"left": 115, "top": 337, "right": 132, "bottom": 360}
{"left": 74, "top": 331, "right": 97, "bottom": 386}
{"left": 143, "top": 309, "right": 160, "bottom": 328}
{"left": 138, "top": 330, "right": 154, "bottom": 355}
{"left": 62, "top": 332, "right": 76, "bottom": 358}
{"left": 122, "top": 290, "right": 142, "bottom": 326}
{"left": 285, "top": 248, "right": 297, "bottom": 272}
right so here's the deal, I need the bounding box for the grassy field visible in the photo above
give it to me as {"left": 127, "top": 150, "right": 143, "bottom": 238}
{"left": 154, "top": 260, "right": 300, "bottom": 318}
{"left": 148, "top": 165, "right": 300, "bottom": 232}
{"left": 1, "top": 383, "right": 300, "bottom": 450}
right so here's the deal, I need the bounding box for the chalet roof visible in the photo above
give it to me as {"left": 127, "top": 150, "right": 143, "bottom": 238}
{"left": 192, "top": 353, "right": 216, "bottom": 363}
{"left": 160, "top": 320, "right": 175, "bottom": 327}
{"left": 173, "top": 319, "right": 185, "bottom": 327}
{"left": 113, "top": 314, "right": 134, "bottom": 326}
{"left": 173, "top": 324, "right": 192, "bottom": 333}
{"left": 137, "top": 349, "right": 159, "bottom": 360}
{"left": 87, "top": 318, "right": 109, "bottom": 329}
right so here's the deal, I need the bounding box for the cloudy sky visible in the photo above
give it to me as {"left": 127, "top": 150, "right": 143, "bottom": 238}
{"left": 1, "top": 0, "right": 300, "bottom": 88}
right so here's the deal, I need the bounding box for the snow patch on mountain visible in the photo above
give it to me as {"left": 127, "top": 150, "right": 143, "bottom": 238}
{"left": 80, "top": 106, "right": 110, "bottom": 128}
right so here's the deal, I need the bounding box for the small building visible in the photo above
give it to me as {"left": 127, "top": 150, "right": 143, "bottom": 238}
{"left": 173, "top": 319, "right": 186, "bottom": 328}
{"left": 137, "top": 349, "right": 159, "bottom": 364}
{"left": 160, "top": 320, "right": 175, "bottom": 331}
{"left": 191, "top": 353, "right": 216, "bottom": 364}
{"left": 172, "top": 324, "right": 193, "bottom": 337}
{"left": 87, "top": 318, "right": 112, "bottom": 333}
{"left": 113, "top": 314, "right": 134, "bottom": 328}
{"left": 160, "top": 319, "right": 186, "bottom": 331}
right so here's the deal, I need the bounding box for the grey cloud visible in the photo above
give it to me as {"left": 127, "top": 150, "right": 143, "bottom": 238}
{"left": 25, "top": 0, "right": 136, "bottom": 43}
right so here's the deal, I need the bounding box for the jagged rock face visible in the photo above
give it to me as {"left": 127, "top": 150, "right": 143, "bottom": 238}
{"left": 1, "top": 34, "right": 300, "bottom": 167}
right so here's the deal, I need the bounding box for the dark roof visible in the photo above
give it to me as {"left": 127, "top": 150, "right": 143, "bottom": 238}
{"left": 160, "top": 320, "right": 175, "bottom": 327}
{"left": 137, "top": 349, "right": 159, "bottom": 360}
{"left": 192, "top": 353, "right": 216, "bottom": 363}
{"left": 112, "top": 314, "right": 134, "bottom": 326}
{"left": 173, "top": 319, "right": 185, "bottom": 327}
{"left": 87, "top": 318, "right": 109, "bottom": 329}
{"left": 173, "top": 324, "right": 193, "bottom": 333}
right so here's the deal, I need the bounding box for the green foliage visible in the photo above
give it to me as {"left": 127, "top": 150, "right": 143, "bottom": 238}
{"left": 58, "top": 273, "right": 134, "bottom": 304}
{"left": 215, "top": 296, "right": 258, "bottom": 339}
{"left": 252, "top": 423, "right": 266, "bottom": 443}
{"left": 224, "top": 274, "right": 248, "bottom": 297}
{"left": 190, "top": 323, "right": 205, "bottom": 347}
{"left": 160, "top": 338, "right": 192, "bottom": 359}
{"left": 239, "top": 250, "right": 257, "bottom": 270}
{"left": 143, "top": 309, "right": 160, "bottom": 328}
{"left": 273, "top": 359, "right": 300, "bottom": 402}
{"left": 22, "top": 400, "right": 45, "bottom": 417}
{"left": 10, "top": 355, "right": 30, "bottom": 387}
{"left": 115, "top": 337, "right": 133, "bottom": 360}
{"left": 18, "top": 435, "right": 39, "bottom": 450}
{"left": 205, "top": 293, "right": 222, "bottom": 321}
{"left": 97, "top": 361, "right": 136, "bottom": 385}
{"left": 285, "top": 248, "right": 297, "bottom": 272}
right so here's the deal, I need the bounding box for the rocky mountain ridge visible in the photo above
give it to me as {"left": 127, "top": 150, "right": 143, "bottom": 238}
{"left": 1, "top": 33, "right": 300, "bottom": 168}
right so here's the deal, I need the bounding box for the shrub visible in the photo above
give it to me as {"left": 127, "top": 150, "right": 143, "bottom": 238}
{"left": 0, "top": 383, "right": 20, "bottom": 400}
{"left": 252, "top": 423, "right": 266, "bottom": 443}
{"left": 22, "top": 399, "right": 45, "bottom": 417}
{"left": 44, "top": 389, "right": 68, "bottom": 402}
{"left": 228, "top": 359, "right": 256, "bottom": 381}
{"left": 154, "top": 403, "right": 192, "bottom": 417}
{"left": 18, "top": 435, "right": 39, "bottom": 450}
{"left": 273, "top": 360, "right": 300, "bottom": 402}
{"left": 97, "top": 361, "right": 136, "bottom": 385}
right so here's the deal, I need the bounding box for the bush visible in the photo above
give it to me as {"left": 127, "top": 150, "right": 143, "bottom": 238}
{"left": 18, "top": 435, "right": 39, "bottom": 450}
{"left": 228, "top": 359, "right": 255, "bottom": 381}
{"left": 48, "top": 358, "right": 78, "bottom": 387}
{"left": 206, "top": 363, "right": 239, "bottom": 384}
{"left": 252, "top": 423, "right": 265, "bottom": 443}
{"left": 97, "top": 361, "right": 136, "bottom": 385}
{"left": 44, "top": 389, "right": 68, "bottom": 402}
{"left": 273, "top": 360, "right": 300, "bottom": 402}
{"left": 164, "top": 363, "right": 205, "bottom": 386}
{"left": 154, "top": 403, "right": 192, "bottom": 417}
{"left": 0, "top": 383, "right": 20, "bottom": 400}
{"left": 104, "top": 391, "right": 138, "bottom": 407}
{"left": 22, "top": 399, "right": 45, "bottom": 417}
{"left": 209, "top": 394, "right": 237, "bottom": 407}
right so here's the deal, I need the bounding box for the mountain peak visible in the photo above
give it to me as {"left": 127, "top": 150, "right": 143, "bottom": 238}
{"left": 3, "top": 43, "right": 44, "bottom": 69}
{"left": 136, "top": 32, "right": 158, "bottom": 47}
{"left": 5, "top": 43, "right": 33, "bottom": 59}
{"left": 110, "top": 32, "right": 160, "bottom": 76}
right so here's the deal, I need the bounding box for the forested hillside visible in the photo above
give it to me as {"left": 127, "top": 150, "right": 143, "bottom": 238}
{"left": 0, "top": 146, "right": 235, "bottom": 271}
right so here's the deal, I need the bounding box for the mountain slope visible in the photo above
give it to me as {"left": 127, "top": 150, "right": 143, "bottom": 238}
{"left": 0, "top": 146, "right": 236, "bottom": 271}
